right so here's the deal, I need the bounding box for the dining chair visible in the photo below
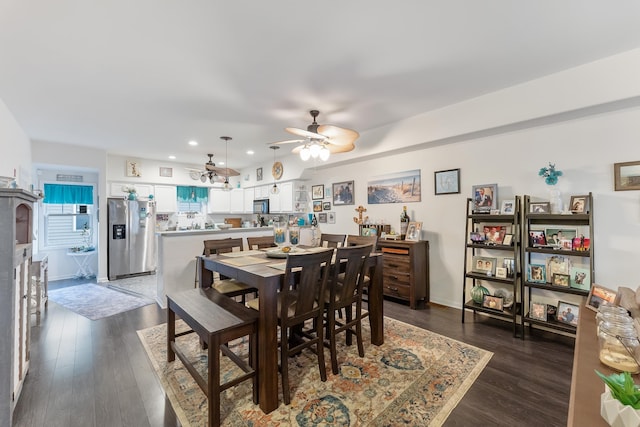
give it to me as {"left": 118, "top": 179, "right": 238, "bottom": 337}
{"left": 320, "top": 233, "right": 346, "bottom": 248}
{"left": 247, "top": 248, "right": 334, "bottom": 404}
{"left": 323, "top": 244, "right": 372, "bottom": 375}
{"left": 246, "top": 235, "right": 277, "bottom": 250}
{"left": 345, "top": 234, "right": 378, "bottom": 248}
{"left": 200, "top": 238, "right": 257, "bottom": 303}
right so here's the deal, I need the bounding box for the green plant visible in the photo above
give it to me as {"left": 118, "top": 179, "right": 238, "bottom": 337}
{"left": 596, "top": 370, "right": 640, "bottom": 409}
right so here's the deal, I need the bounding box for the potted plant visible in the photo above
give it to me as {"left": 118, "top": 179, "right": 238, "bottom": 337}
{"left": 597, "top": 370, "right": 640, "bottom": 426}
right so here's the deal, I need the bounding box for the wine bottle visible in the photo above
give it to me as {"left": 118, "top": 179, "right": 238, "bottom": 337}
{"left": 400, "top": 206, "right": 410, "bottom": 238}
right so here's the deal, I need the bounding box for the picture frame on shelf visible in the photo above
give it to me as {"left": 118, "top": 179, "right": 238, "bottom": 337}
{"left": 502, "top": 258, "right": 515, "bottom": 279}
{"left": 569, "top": 195, "right": 589, "bottom": 213}
{"left": 614, "top": 161, "right": 640, "bottom": 191}
{"left": 570, "top": 266, "right": 591, "bottom": 290}
{"left": 469, "top": 232, "right": 485, "bottom": 243}
{"left": 471, "top": 183, "right": 498, "bottom": 213}
{"left": 530, "top": 202, "right": 551, "bottom": 213}
{"left": 482, "top": 294, "right": 503, "bottom": 311}
{"left": 546, "top": 255, "right": 570, "bottom": 283}
{"left": 552, "top": 273, "right": 570, "bottom": 287}
{"left": 312, "top": 185, "right": 324, "bottom": 200}
{"left": 323, "top": 201, "right": 331, "bottom": 210}
{"left": 572, "top": 235, "right": 590, "bottom": 251}
{"left": 530, "top": 302, "right": 547, "bottom": 321}
{"left": 312, "top": 200, "right": 322, "bottom": 212}
{"left": 405, "top": 221, "right": 422, "bottom": 241}
{"left": 557, "top": 301, "right": 580, "bottom": 326}
{"left": 547, "top": 304, "right": 558, "bottom": 321}
{"left": 528, "top": 230, "right": 547, "bottom": 246}
{"left": 544, "top": 228, "right": 577, "bottom": 247}
{"left": 472, "top": 256, "right": 497, "bottom": 275}
{"left": 483, "top": 225, "right": 507, "bottom": 244}
{"left": 495, "top": 267, "right": 507, "bottom": 279}
{"left": 434, "top": 168, "right": 460, "bottom": 195}
{"left": 586, "top": 284, "right": 618, "bottom": 312}
{"left": 528, "top": 264, "right": 546, "bottom": 283}
{"left": 332, "top": 180, "right": 354, "bottom": 205}
{"left": 502, "top": 234, "right": 513, "bottom": 246}
{"left": 500, "top": 200, "right": 515, "bottom": 214}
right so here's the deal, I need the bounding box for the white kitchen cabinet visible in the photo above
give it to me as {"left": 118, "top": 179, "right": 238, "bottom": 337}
{"left": 254, "top": 185, "right": 269, "bottom": 200}
{"left": 229, "top": 189, "right": 245, "bottom": 213}
{"left": 244, "top": 188, "right": 254, "bottom": 213}
{"left": 109, "top": 182, "right": 154, "bottom": 199}
{"left": 154, "top": 185, "right": 177, "bottom": 212}
{"left": 269, "top": 181, "right": 294, "bottom": 213}
{"left": 208, "top": 188, "right": 231, "bottom": 213}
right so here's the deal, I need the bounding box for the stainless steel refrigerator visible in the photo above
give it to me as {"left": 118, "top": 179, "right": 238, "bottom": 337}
{"left": 107, "top": 198, "right": 157, "bottom": 280}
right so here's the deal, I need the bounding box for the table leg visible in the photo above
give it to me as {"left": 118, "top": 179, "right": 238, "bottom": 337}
{"left": 257, "top": 276, "right": 280, "bottom": 413}
{"left": 167, "top": 304, "right": 176, "bottom": 362}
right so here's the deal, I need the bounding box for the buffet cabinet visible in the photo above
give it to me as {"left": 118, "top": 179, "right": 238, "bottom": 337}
{"left": 377, "top": 240, "right": 429, "bottom": 309}
{"left": 0, "top": 189, "right": 37, "bottom": 426}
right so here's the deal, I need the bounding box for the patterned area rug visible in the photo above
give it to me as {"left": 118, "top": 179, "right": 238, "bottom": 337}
{"left": 49, "top": 283, "right": 154, "bottom": 320}
{"left": 138, "top": 317, "right": 492, "bottom": 426}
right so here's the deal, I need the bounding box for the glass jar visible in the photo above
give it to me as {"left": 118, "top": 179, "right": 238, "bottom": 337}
{"left": 273, "top": 220, "right": 287, "bottom": 247}
{"left": 598, "top": 320, "right": 640, "bottom": 373}
{"left": 596, "top": 310, "right": 633, "bottom": 335}
{"left": 288, "top": 225, "right": 300, "bottom": 248}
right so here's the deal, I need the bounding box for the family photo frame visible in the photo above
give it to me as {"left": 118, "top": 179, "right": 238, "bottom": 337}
{"left": 405, "top": 221, "right": 422, "bottom": 241}
{"left": 586, "top": 284, "right": 618, "bottom": 312}
{"left": 557, "top": 301, "right": 580, "bottom": 326}
{"left": 472, "top": 183, "right": 498, "bottom": 212}
{"left": 569, "top": 195, "right": 589, "bottom": 213}
{"left": 332, "top": 180, "right": 354, "bottom": 205}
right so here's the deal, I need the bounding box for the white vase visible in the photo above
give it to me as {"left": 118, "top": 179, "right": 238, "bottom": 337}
{"left": 601, "top": 387, "right": 640, "bottom": 427}
{"left": 548, "top": 187, "right": 562, "bottom": 214}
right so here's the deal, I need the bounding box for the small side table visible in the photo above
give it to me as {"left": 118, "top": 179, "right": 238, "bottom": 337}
{"left": 31, "top": 254, "right": 49, "bottom": 325}
{"left": 67, "top": 250, "right": 96, "bottom": 279}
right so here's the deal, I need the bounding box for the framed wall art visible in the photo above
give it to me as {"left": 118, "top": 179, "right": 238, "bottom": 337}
{"left": 323, "top": 201, "right": 331, "bottom": 210}
{"left": 471, "top": 183, "right": 497, "bottom": 212}
{"left": 318, "top": 213, "right": 327, "bottom": 223}
{"left": 312, "top": 184, "right": 324, "bottom": 200}
{"left": 313, "top": 200, "right": 322, "bottom": 212}
{"left": 367, "top": 170, "right": 421, "bottom": 204}
{"left": 256, "top": 167, "right": 263, "bottom": 181}
{"left": 159, "top": 167, "right": 172, "bottom": 177}
{"left": 332, "top": 180, "right": 354, "bottom": 205}
{"left": 126, "top": 160, "right": 141, "bottom": 177}
{"left": 328, "top": 212, "right": 336, "bottom": 224}
{"left": 434, "top": 168, "right": 460, "bottom": 195}
{"left": 614, "top": 160, "right": 640, "bottom": 191}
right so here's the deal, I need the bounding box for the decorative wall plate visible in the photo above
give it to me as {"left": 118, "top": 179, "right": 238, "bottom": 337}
{"left": 272, "top": 161, "right": 283, "bottom": 180}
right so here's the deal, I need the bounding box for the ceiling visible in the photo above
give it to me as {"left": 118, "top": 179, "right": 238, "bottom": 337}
{"left": 1, "top": 1, "right": 640, "bottom": 171}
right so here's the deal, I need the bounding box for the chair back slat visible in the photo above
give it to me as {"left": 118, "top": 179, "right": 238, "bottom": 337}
{"left": 320, "top": 233, "right": 346, "bottom": 248}
{"left": 282, "top": 249, "right": 333, "bottom": 323}
{"left": 203, "top": 238, "right": 243, "bottom": 255}
{"left": 346, "top": 234, "right": 378, "bottom": 249}
{"left": 246, "top": 235, "right": 277, "bottom": 250}
{"left": 329, "top": 244, "right": 372, "bottom": 308}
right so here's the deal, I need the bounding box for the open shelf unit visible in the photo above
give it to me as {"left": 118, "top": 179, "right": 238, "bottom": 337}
{"left": 462, "top": 197, "right": 522, "bottom": 337}
{"left": 521, "top": 193, "right": 594, "bottom": 336}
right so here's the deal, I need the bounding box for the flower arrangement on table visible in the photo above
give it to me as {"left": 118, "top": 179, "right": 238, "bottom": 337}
{"left": 538, "top": 163, "right": 563, "bottom": 185}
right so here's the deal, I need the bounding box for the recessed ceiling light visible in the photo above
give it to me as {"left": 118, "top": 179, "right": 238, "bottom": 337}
{"left": 246, "top": 150, "right": 254, "bottom": 155}
{"left": 188, "top": 140, "right": 198, "bottom": 146}
{"left": 168, "top": 155, "right": 176, "bottom": 159}
{"left": 219, "top": 161, "right": 225, "bottom": 166}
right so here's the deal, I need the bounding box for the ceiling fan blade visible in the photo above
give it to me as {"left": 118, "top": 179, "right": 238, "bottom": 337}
{"left": 269, "top": 139, "right": 305, "bottom": 145}
{"left": 208, "top": 165, "right": 240, "bottom": 177}
{"left": 189, "top": 171, "right": 202, "bottom": 180}
{"left": 285, "top": 127, "right": 327, "bottom": 140}
{"left": 317, "top": 124, "right": 359, "bottom": 146}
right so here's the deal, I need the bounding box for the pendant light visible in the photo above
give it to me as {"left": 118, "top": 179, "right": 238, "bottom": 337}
{"left": 220, "top": 136, "right": 232, "bottom": 191}
{"left": 270, "top": 145, "right": 280, "bottom": 195}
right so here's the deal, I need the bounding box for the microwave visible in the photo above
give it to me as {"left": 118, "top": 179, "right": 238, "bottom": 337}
{"left": 253, "top": 199, "right": 269, "bottom": 214}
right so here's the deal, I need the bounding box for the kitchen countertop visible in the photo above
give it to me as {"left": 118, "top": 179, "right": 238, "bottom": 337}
{"left": 157, "top": 227, "right": 273, "bottom": 237}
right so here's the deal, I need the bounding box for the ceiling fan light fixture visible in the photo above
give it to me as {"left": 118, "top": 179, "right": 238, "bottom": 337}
{"left": 209, "top": 175, "right": 216, "bottom": 184}
{"left": 319, "top": 145, "right": 330, "bottom": 161}
{"left": 200, "top": 174, "right": 207, "bottom": 183}
{"left": 300, "top": 145, "right": 311, "bottom": 161}
{"left": 309, "top": 143, "right": 322, "bottom": 158}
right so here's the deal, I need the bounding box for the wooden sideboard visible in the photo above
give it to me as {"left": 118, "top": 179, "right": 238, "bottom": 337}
{"left": 377, "top": 240, "right": 429, "bottom": 309}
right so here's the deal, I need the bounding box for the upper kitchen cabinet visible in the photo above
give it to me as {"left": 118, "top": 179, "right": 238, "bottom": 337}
{"left": 254, "top": 185, "right": 270, "bottom": 200}
{"left": 154, "top": 185, "right": 177, "bottom": 213}
{"left": 229, "top": 189, "right": 245, "bottom": 212}
{"left": 269, "top": 181, "right": 294, "bottom": 213}
{"left": 109, "top": 182, "right": 154, "bottom": 199}
{"left": 208, "top": 188, "right": 231, "bottom": 213}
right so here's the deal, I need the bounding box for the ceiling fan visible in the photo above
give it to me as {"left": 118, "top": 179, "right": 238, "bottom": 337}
{"left": 270, "top": 110, "right": 359, "bottom": 161}
{"left": 186, "top": 152, "right": 240, "bottom": 184}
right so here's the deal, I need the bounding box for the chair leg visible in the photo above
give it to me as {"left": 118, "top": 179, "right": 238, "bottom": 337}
{"left": 328, "top": 309, "right": 339, "bottom": 375}
{"left": 281, "top": 327, "right": 291, "bottom": 405}
{"left": 315, "top": 315, "right": 327, "bottom": 382}
{"left": 250, "top": 330, "right": 259, "bottom": 404}
{"left": 356, "top": 309, "right": 365, "bottom": 357}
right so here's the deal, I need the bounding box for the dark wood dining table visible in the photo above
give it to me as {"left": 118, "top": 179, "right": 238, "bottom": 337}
{"left": 198, "top": 247, "right": 384, "bottom": 414}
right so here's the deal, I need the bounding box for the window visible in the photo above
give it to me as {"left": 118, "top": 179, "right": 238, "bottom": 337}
{"left": 176, "top": 186, "right": 208, "bottom": 213}
{"left": 42, "top": 183, "right": 95, "bottom": 249}
{"left": 177, "top": 200, "right": 205, "bottom": 213}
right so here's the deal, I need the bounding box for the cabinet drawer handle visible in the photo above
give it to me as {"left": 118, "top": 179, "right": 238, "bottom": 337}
{"left": 385, "top": 286, "right": 399, "bottom": 292}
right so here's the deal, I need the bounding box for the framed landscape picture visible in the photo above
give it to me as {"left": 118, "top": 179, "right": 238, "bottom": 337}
{"left": 367, "top": 170, "right": 422, "bottom": 203}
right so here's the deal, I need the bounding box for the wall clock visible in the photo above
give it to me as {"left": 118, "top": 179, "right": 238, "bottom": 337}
{"left": 272, "top": 161, "right": 283, "bottom": 180}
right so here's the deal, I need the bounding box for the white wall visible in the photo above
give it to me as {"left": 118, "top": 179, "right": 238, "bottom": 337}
{"left": 0, "top": 98, "right": 31, "bottom": 187}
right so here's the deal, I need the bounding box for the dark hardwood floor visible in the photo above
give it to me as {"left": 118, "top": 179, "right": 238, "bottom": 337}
{"left": 13, "top": 280, "right": 574, "bottom": 426}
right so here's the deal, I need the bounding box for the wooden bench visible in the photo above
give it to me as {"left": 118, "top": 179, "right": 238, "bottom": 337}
{"left": 167, "top": 288, "right": 258, "bottom": 427}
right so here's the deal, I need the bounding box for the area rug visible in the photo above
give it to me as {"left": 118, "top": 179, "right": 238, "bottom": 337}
{"left": 49, "top": 283, "right": 154, "bottom": 320}
{"left": 138, "top": 317, "right": 492, "bottom": 426}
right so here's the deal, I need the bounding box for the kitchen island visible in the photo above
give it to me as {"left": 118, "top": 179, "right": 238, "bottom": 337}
{"left": 155, "top": 227, "right": 273, "bottom": 307}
